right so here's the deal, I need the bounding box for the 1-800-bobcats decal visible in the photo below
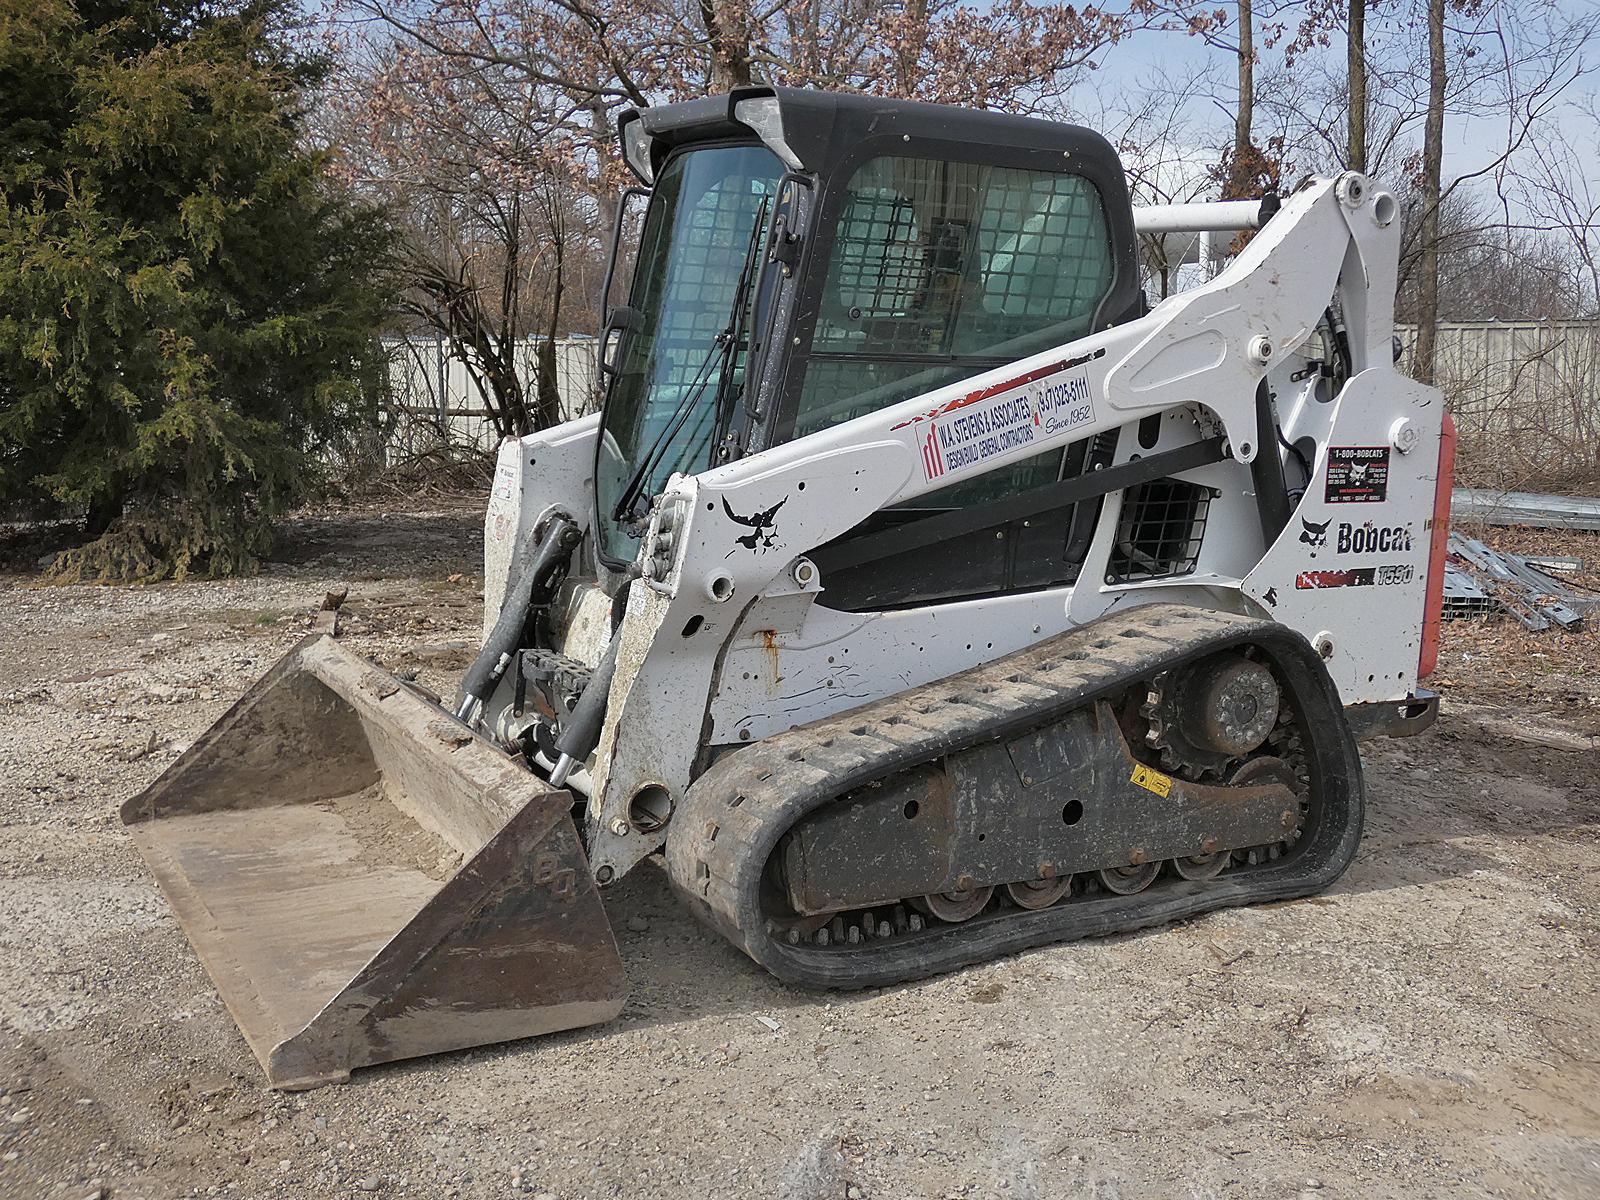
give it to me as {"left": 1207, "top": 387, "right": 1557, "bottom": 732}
{"left": 1324, "top": 446, "right": 1390, "bottom": 503}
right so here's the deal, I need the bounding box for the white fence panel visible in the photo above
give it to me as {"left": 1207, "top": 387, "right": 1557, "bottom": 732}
{"left": 381, "top": 323, "right": 1595, "bottom": 473}
{"left": 1396, "top": 320, "right": 1600, "bottom": 484}
{"left": 1397, "top": 321, "right": 1600, "bottom": 431}
{"left": 383, "top": 335, "right": 601, "bottom": 455}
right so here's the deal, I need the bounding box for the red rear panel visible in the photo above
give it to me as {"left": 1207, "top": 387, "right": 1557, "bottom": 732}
{"left": 1419, "top": 412, "right": 1457, "bottom": 679}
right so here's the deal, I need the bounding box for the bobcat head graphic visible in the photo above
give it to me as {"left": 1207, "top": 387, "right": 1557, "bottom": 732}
{"left": 1299, "top": 516, "right": 1331, "bottom": 548}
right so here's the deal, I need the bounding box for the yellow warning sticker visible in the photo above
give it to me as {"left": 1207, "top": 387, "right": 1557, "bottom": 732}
{"left": 1130, "top": 763, "right": 1173, "bottom": 798}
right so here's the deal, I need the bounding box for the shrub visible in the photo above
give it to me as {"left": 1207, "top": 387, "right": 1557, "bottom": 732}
{"left": 0, "top": 0, "right": 396, "bottom": 580}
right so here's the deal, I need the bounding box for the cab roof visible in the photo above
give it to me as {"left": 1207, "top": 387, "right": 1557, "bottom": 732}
{"left": 617, "top": 86, "right": 1124, "bottom": 189}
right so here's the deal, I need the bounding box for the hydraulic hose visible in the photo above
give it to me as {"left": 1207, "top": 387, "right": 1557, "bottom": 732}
{"left": 454, "top": 514, "right": 581, "bottom": 723}
{"left": 548, "top": 638, "right": 619, "bottom": 788}
{"left": 1250, "top": 380, "right": 1293, "bottom": 548}
{"left": 548, "top": 576, "right": 634, "bottom": 788}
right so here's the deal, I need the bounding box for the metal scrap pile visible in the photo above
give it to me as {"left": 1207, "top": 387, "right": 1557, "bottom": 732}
{"left": 1445, "top": 533, "right": 1600, "bottom": 630}
{"left": 1452, "top": 488, "right": 1600, "bottom": 533}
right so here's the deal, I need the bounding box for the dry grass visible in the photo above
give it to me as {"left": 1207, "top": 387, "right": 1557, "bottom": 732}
{"left": 1452, "top": 422, "right": 1600, "bottom": 497}
{"left": 1434, "top": 523, "right": 1600, "bottom": 734}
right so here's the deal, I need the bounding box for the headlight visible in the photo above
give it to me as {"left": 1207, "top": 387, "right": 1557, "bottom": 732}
{"left": 643, "top": 495, "right": 689, "bottom": 585}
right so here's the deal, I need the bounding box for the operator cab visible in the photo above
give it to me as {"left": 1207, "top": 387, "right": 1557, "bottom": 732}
{"left": 596, "top": 88, "right": 1143, "bottom": 606}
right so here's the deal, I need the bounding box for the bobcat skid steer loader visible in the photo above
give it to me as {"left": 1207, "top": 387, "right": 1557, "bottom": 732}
{"left": 124, "top": 88, "right": 1454, "bottom": 1088}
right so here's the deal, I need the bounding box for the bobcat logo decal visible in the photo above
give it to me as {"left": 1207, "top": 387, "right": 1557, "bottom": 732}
{"left": 722, "top": 495, "right": 788, "bottom": 554}
{"left": 1299, "top": 516, "right": 1331, "bottom": 548}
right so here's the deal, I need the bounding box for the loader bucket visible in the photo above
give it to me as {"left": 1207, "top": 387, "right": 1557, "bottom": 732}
{"left": 121, "top": 636, "right": 626, "bottom": 1090}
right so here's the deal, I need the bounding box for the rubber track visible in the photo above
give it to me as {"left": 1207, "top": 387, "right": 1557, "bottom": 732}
{"left": 665, "top": 603, "right": 1365, "bottom": 990}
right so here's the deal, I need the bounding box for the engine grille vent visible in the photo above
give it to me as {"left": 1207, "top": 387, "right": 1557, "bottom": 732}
{"left": 1107, "top": 478, "right": 1210, "bottom": 583}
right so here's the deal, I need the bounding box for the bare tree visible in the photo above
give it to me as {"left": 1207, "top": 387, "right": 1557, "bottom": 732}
{"left": 1157, "top": 0, "right": 1299, "bottom": 200}
{"left": 1257, "top": 1, "right": 1598, "bottom": 332}
{"left": 1512, "top": 118, "right": 1600, "bottom": 316}
{"left": 1225, "top": 0, "right": 1257, "bottom": 199}
{"left": 318, "top": 0, "right": 1600, "bottom": 452}
{"left": 320, "top": 8, "right": 615, "bottom": 440}
{"left": 321, "top": 0, "right": 1170, "bottom": 443}
{"left": 1348, "top": 0, "right": 1367, "bottom": 171}
{"left": 1082, "top": 62, "right": 1228, "bottom": 295}
{"left": 1411, "top": 0, "right": 1446, "bottom": 383}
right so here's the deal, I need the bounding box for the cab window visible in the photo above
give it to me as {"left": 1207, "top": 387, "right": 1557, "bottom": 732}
{"left": 797, "top": 154, "right": 1120, "bottom": 608}
{"left": 793, "top": 156, "right": 1115, "bottom": 442}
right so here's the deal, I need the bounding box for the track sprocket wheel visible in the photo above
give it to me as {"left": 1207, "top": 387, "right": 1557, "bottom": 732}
{"left": 1140, "top": 654, "right": 1281, "bottom": 780}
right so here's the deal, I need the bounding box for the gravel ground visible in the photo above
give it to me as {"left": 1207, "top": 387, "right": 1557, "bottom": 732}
{"left": 1, "top": 502, "right": 1597, "bottom": 1200}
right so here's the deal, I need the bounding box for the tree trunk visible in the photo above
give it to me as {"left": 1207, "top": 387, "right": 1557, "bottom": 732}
{"left": 1413, "top": 0, "right": 1446, "bottom": 385}
{"left": 592, "top": 101, "right": 619, "bottom": 231}
{"left": 1347, "top": 0, "right": 1367, "bottom": 172}
{"left": 896, "top": 0, "right": 928, "bottom": 98}
{"left": 699, "top": 0, "right": 753, "bottom": 90}
{"left": 85, "top": 488, "right": 124, "bottom": 539}
{"left": 536, "top": 237, "right": 566, "bottom": 430}
{"left": 492, "top": 346, "right": 531, "bottom": 437}
{"left": 1223, "top": 0, "right": 1255, "bottom": 200}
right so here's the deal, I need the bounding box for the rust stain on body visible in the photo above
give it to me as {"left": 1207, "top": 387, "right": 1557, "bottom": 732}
{"left": 759, "top": 630, "right": 782, "bottom": 693}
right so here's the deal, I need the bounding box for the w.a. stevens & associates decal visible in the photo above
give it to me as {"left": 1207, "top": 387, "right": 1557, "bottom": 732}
{"left": 893, "top": 350, "right": 1107, "bottom": 483}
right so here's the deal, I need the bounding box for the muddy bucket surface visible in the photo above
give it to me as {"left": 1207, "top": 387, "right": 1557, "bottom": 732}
{"left": 121, "top": 636, "right": 626, "bottom": 1089}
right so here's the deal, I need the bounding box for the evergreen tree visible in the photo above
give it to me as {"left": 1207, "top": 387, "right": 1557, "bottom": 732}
{"left": 0, "top": 0, "right": 395, "bottom": 580}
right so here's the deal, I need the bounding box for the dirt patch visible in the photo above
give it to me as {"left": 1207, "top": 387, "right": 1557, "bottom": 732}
{"left": 1, "top": 500, "right": 1597, "bottom": 1199}
{"left": 325, "top": 785, "right": 464, "bottom": 882}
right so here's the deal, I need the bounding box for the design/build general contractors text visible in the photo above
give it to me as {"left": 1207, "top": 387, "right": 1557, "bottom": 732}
{"left": 903, "top": 356, "right": 1103, "bottom": 482}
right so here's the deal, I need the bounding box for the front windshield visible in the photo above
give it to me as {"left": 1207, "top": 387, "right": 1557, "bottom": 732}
{"left": 596, "top": 144, "right": 783, "bottom": 564}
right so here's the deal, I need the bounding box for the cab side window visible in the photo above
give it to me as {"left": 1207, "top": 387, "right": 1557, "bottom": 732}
{"left": 793, "top": 156, "right": 1115, "bottom": 443}
{"left": 797, "top": 155, "right": 1120, "bottom": 609}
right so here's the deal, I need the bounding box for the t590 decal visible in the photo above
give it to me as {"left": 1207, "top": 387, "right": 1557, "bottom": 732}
{"left": 1295, "top": 564, "right": 1415, "bottom": 589}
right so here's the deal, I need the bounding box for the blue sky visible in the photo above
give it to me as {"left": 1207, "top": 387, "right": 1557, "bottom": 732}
{"left": 1060, "top": 4, "right": 1600, "bottom": 214}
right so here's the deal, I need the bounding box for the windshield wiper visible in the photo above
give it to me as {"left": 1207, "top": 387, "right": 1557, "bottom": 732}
{"left": 610, "top": 197, "right": 771, "bottom": 529}
{"left": 610, "top": 335, "right": 729, "bottom": 528}
{"left": 709, "top": 196, "right": 771, "bottom": 450}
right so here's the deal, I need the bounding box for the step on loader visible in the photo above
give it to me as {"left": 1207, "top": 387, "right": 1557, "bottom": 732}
{"left": 125, "top": 87, "right": 1453, "bottom": 1087}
